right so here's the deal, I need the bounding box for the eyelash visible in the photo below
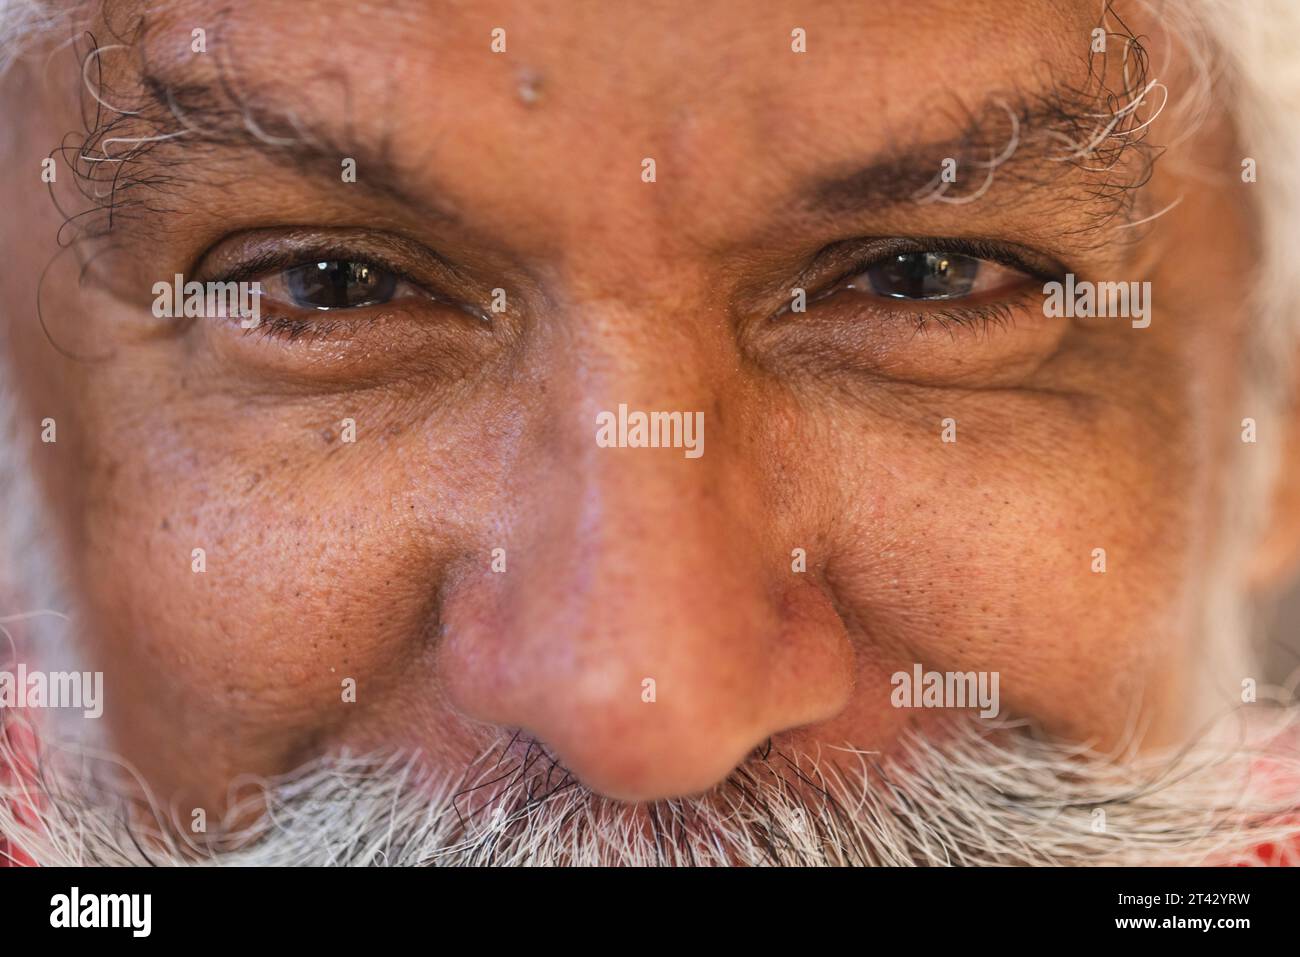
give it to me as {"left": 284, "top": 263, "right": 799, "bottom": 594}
{"left": 898, "top": 301, "right": 1023, "bottom": 338}
{"left": 246, "top": 314, "right": 352, "bottom": 342}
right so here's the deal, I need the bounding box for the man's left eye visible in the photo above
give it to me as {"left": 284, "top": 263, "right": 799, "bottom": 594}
{"left": 272, "top": 259, "right": 403, "bottom": 310}
{"left": 842, "top": 251, "right": 1025, "bottom": 302}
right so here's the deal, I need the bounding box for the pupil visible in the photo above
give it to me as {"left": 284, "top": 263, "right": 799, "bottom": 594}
{"left": 866, "top": 251, "right": 979, "bottom": 300}
{"left": 286, "top": 260, "right": 398, "bottom": 309}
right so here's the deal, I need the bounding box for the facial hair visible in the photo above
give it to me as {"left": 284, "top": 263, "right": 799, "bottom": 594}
{"left": 3, "top": 708, "right": 1297, "bottom": 867}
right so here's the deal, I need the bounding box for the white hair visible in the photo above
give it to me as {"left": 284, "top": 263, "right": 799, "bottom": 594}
{"left": 0, "top": 0, "right": 63, "bottom": 76}
{"left": 3, "top": 711, "right": 1299, "bottom": 866}
{"left": 1200, "top": 0, "right": 1300, "bottom": 384}
{"left": 1162, "top": 0, "right": 1300, "bottom": 709}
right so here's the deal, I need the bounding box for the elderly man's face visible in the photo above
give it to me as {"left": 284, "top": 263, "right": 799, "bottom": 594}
{"left": 0, "top": 0, "right": 1278, "bottom": 824}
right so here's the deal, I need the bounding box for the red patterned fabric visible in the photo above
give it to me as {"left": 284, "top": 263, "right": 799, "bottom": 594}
{"left": 0, "top": 715, "right": 38, "bottom": 867}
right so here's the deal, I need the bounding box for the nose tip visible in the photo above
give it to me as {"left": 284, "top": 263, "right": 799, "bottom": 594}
{"left": 521, "top": 670, "right": 786, "bottom": 803}
{"left": 438, "top": 477, "right": 855, "bottom": 801}
{"left": 519, "top": 588, "right": 852, "bottom": 802}
{"left": 446, "top": 576, "right": 854, "bottom": 802}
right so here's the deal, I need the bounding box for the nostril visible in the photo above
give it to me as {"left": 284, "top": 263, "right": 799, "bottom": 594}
{"left": 432, "top": 440, "right": 855, "bottom": 803}
{"left": 530, "top": 724, "right": 776, "bottom": 803}
{"left": 439, "top": 596, "right": 854, "bottom": 802}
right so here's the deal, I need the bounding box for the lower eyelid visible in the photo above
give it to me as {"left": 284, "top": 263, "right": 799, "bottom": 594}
{"left": 750, "top": 286, "right": 1071, "bottom": 390}
{"left": 904, "top": 302, "right": 1022, "bottom": 336}
{"left": 245, "top": 314, "right": 346, "bottom": 343}
{"left": 243, "top": 290, "right": 496, "bottom": 346}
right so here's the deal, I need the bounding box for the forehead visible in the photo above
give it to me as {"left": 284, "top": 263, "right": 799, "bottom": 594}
{"left": 127, "top": 0, "right": 1100, "bottom": 165}
{"left": 155, "top": 0, "right": 1085, "bottom": 93}
{"left": 92, "top": 0, "right": 1137, "bottom": 265}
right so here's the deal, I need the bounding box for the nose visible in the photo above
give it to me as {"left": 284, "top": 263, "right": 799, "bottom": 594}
{"left": 438, "top": 350, "right": 854, "bottom": 802}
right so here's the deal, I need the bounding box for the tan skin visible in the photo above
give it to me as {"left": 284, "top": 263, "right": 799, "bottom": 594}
{"left": 2, "top": 0, "right": 1298, "bottom": 821}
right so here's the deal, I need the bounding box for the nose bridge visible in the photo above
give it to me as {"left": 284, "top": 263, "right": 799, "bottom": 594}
{"left": 499, "top": 287, "right": 744, "bottom": 618}
{"left": 459, "top": 362, "right": 767, "bottom": 697}
{"left": 436, "top": 297, "right": 853, "bottom": 800}
{"left": 533, "top": 414, "right": 764, "bottom": 668}
{"left": 499, "top": 288, "right": 766, "bottom": 681}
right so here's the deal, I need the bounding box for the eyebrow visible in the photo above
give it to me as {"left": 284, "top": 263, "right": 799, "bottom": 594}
{"left": 149, "top": 70, "right": 461, "bottom": 222}
{"left": 803, "top": 83, "right": 1158, "bottom": 228}
{"left": 66, "top": 46, "right": 462, "bottom": 237}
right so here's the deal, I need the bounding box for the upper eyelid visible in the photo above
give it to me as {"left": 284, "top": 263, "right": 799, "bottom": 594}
{"left": 191, "top": 228, "right": 464, "bottom": 288}
{"left": 795, "top": 247, "right": 1050, "bottom": 314}
{"left": 826, "top": 239, "right": 1064, "bottom": 283}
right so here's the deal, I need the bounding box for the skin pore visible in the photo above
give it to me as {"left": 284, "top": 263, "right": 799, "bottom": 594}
{"left": 0, "top": 0, "right": 1288, "bottom": 840}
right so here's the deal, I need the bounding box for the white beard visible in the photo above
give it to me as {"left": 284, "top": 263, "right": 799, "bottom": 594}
{"left": 3, "top": 709, "right": 1297, "bottom": 867}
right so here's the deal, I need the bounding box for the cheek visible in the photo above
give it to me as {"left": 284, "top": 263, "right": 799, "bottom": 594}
{"left": 70, "top": 380, "right": 514, "bottom": 780}
{"left": 820, "top": 387, "right": 1201, "bottom": 746}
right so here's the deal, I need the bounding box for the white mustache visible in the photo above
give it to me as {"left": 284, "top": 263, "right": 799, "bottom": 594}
{"left": 3, "top": 709, "right": 1298, "bottom": 866}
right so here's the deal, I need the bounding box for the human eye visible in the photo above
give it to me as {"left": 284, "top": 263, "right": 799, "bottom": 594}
{"left": 840, "top": 249, "right": 1027, "bottom": 302}
{"left": 246, "top": 257, "right": 456, "bottom": 341}
{"left": 795, "top": 238, "right": 1061, "bottom": 333}
{"left": 182, "top": 228, "right": 503, "bottom": 385}
{"left": 757, "top": 238, "right": 1072, "bottom": 388}
{"left": 271, "top": 259, "right": 406, "bottom": 311}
